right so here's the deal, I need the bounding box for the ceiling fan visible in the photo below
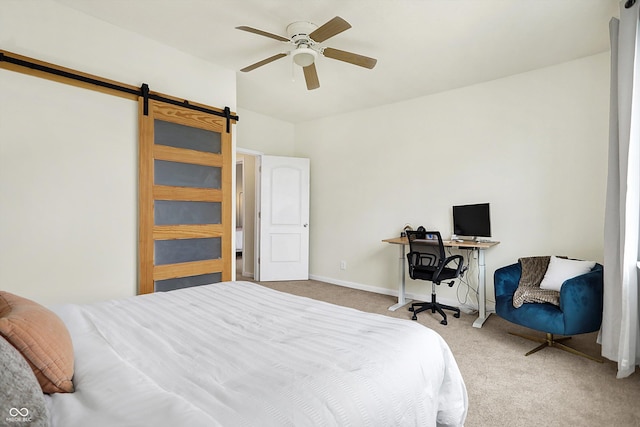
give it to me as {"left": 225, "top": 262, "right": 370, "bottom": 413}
{"left": 236, "top": 16, "right": 377, "bottom": 90}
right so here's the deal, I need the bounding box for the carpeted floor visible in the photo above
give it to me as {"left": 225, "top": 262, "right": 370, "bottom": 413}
{"left": 238, "top": 271, "right": 640, "bottom": 427}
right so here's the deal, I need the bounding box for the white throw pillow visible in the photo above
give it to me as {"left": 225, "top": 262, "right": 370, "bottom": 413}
{"left": 538, "top": 256, "right": 596, "bottom": 291}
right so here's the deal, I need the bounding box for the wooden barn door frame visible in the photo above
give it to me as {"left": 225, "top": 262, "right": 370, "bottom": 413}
{"left": 138, "top": 99, "right": 233, "bottom": 294}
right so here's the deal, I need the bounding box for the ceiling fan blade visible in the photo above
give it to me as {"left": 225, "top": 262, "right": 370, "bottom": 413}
{"left": 308, "top": 16, "right": 351, "bottom": 43}
{"left": 240, "top": 53, "right": 287, "bottom": 72}
{"left": 323, "top": 47, "right": 377, "bottom": 69}
{"left": 303, "top": 63, "right": 320, "bottom": 90}
{"left": 235, "top": 26, "right": 289, "bottom": 42}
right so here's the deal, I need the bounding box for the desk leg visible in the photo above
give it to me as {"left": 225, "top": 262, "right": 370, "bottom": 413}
{"left": 388, "top": 243, "right": 411, "bottom": 311}
{"left": 472, "top": 248, "right": 492, "bottom": 328}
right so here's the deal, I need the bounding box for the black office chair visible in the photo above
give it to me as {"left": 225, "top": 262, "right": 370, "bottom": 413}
{"left": 406, "top": 230, "right": 464, "bottom": 325}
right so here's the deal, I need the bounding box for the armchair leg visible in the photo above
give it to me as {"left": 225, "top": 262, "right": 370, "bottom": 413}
{"left": 508, "top": 332, "right": 603, "bottom": 363}
{"left": 524, "top": 340, "right": 550, "bottom": 356}
{"left": 554, "top": 341, "right": 603, "bottom": 363}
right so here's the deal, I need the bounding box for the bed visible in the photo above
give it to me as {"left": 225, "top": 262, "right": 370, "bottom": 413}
{"left": 5, "top": 281, "right": 468, "bottom": 426}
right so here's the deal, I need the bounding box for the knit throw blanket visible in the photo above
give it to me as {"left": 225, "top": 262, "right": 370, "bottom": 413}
{"left": 512, "top": 256, "right": 560, "bottom": 308}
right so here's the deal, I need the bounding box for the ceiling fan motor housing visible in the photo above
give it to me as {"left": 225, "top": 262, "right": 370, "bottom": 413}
{"left": 287, "top": 21, "right": 320, "bottom": 66}
{"left": 287, "top": 21, "right": 318, "bottom": 44}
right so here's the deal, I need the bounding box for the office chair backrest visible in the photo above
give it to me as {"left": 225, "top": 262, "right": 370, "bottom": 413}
{"left": 405, "top": 230, "right": 447, "bottom": 279}
{"left": 406, "top": 230, "right": 445, "bottom": 261}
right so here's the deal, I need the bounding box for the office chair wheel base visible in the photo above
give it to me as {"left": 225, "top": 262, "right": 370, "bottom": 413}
{"left": 411, "top": 314, "right": 417, "bottom": 321}
{"left": 440, "top": 319, "right": 448, "bottom": 325}
{"left": 408, "top": 306, "right": 415, "bottom": 312}
{"left": 454, "top": 312, "right": 460, "bottom": 318}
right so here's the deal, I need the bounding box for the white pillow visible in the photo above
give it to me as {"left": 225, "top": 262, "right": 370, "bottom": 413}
{"left": 539, "top": 256, "right": 596, "bottom": 291}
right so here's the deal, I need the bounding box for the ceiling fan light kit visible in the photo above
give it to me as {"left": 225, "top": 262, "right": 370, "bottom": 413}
{"left": 236, "top": 16, "right": 377, "bottom": 90}
{"left": 292, "top": 47, "right": 317, "bottom": 67}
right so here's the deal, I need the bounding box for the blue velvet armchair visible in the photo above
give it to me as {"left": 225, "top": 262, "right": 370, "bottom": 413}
{"left": 494, "top": 261, "right": 604, "bottom": 362}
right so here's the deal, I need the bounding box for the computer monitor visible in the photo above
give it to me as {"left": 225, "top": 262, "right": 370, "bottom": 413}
{"left": 452, "top": 203, "right": 491, "bottom": 239}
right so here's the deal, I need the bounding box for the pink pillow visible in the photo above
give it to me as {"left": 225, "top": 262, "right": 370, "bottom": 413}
{"left": 0, "top": 291, "right": 74, "bottom": 393}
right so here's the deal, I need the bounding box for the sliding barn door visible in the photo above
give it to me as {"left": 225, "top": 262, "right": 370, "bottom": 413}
{"left": 138, "top": 99, "right": 232, "bottom": 294}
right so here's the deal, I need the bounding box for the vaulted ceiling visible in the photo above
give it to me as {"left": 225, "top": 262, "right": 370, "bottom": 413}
{"left": 56, "top": 0, "right": 618, "bottom": 123}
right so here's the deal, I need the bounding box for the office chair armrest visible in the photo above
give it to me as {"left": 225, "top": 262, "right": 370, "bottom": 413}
{"left": 433, "top": 254, "right": 464, "bottom": 281}
{"left": 559, "top": 265, "right": 604, "bottom": 334}
{"left": 419, "top": 253, "right": 437, "bottom": 265}
{"left": 407, "top": 252, "right": 436, "bottom": 267}
{"left": 494, "top": 263, "right": 521, "bottom": 299}
{"left": 446, "top": 254, "right": 465, "bottom": 275}
{"left": 406, "top": 251, "right": 436, "bottom": 279}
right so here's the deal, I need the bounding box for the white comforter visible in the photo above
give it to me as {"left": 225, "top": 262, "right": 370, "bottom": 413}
{"left": 46, "top": 281, "right": 467, "bottom": 426}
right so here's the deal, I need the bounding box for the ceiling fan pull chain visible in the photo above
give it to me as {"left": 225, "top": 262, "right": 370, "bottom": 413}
{"left": 291, "top": 58, "right": 296, "bottom": 83}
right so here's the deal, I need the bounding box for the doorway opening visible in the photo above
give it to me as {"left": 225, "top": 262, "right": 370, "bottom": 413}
{"left": 235, "top": 150, "right": 310, "bottom": 282}
{"left": 236, "top": 151, "right": 258, "bottom": 280}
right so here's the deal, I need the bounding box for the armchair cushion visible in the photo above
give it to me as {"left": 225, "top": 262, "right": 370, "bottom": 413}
{"left": 512, "top": 256, "right": 560, "bottom": 308}
{"left": 539, "top": 256, "right": 596, "bottom": 291}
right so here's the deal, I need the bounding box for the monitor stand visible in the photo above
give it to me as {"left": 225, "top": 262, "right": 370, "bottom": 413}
{"left": 474, "top": 236, "right": 492, "bottom": 243}
{"left": 451, "top": 234, "right": 478, "bottom": 242}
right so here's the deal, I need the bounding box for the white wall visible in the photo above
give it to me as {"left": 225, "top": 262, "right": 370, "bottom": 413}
{"left": 294, "top": 53, "right": 610, "bottom": 309}
{"left": 0, "top": 0, "right": 236, "bottom": 305}
{"left": 236, "top": 108, "right": 296, "bottom": 156}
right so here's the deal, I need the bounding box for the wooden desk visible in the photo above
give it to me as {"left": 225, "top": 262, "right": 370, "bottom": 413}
{"left": 382, "top": 236, "right": 500, "bottom": 328}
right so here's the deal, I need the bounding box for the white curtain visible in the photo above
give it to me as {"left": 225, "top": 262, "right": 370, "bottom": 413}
{"left": 600, "top": 0, "right": 640, "bottom": 379}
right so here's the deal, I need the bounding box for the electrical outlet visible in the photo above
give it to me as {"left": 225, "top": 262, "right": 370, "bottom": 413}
{"left": 340, "top": 260, "right": 347, "bottom": 270}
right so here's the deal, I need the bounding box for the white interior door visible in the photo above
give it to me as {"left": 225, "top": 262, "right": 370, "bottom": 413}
{"left": 258, "top": 155, "right": 310, "bottom": 281}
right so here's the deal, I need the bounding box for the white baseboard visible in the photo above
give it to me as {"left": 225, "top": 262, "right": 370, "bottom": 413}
{"left": 309, "top": 274, "right": 464, "bottom": 309}
{"left": 310, "top": 274, "right": 397, "bottom": 296}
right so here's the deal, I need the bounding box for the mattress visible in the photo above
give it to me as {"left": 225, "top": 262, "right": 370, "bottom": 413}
{"left": 45, "top": 281, "right": 467, "bottom": 426}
